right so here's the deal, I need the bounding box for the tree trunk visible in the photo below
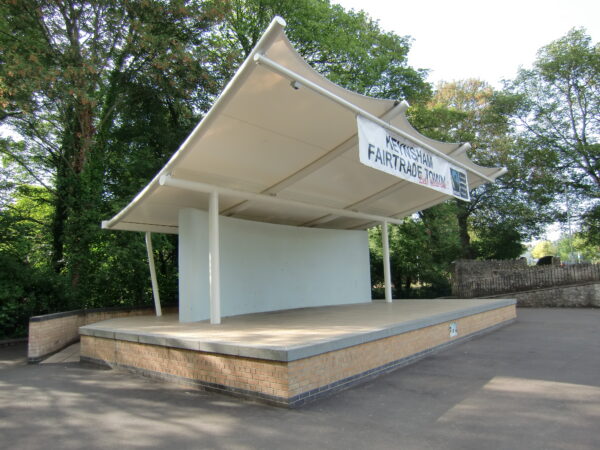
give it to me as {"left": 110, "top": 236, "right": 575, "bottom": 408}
{"left": 456, "top": 200, "right": 476, "bottom": 259}
{"left": 50, "top": 170, "right": 67, "bottom": 273}
{"left": 404, "top": 276, "right": 412, "bottom": 297}
{"left": 53, "top": 101, "right": 97, "bottom": 290}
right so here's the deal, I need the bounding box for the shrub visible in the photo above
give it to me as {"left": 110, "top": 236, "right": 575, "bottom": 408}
{"left": 0, "top": 253, "right": 72, "bottom": 339}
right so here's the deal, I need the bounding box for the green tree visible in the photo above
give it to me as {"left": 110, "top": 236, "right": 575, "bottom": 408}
{"left": 0, "top": 186, "right": 71, "bottom": 338}
{"left": 369, "top": 203, "right": 461, "bottom": 298}
{"left": 411, "top": 79, "right": 558, "bottom": 259}
{"left": 582, "top": 205, "right": 600, "bottom": 246}
{"left": 531, "top": 240, "right": 557, "bottom": 259}
{"left": 213, "top": 0, "right": 431, "bottom": 102}
{"left": 507, "top": 28, "right": 599, "bottom": 235}
{"left": 555, "top": 233, "right": 600, "bottom": 263}
{"left": 0, "top": 0, "right": 434, "bottom": 326}
{"left": 0, "top": 1, "right": 222, "bottom": 304}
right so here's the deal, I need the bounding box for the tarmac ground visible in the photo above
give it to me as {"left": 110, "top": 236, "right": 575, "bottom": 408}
{"left": 1, "top": 308, "right": 599, "bottom": 450}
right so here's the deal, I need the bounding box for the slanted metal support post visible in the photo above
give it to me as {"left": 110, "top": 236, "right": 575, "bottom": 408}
{"left": 381, "top": 221, "right": 392, "bottom": 303}
{"left": 209, "top": 191, "right": 221, "bottom": 324}
{"left": 145, "top": 232, "right": 162, "bottom": 316}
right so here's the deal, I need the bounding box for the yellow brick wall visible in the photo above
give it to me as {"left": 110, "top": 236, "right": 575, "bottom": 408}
{"left": 28, "top": 307, "right": 174, "bottom": 360}
{"left": 287, "top": 305, "right": 515, "bottom": 396}
{"left": 28, "top": 315, "right": 84, "bottom": 360}
{"left": 80, "top": 305, "right": 515, "bottom": 401}
{"left": 81, "top": 336, "right": 289, "bottom": 398}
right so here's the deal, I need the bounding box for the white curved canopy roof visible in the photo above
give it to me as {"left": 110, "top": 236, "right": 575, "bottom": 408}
{"left": 102, "top": 17, "right": 504, "bottom": 234}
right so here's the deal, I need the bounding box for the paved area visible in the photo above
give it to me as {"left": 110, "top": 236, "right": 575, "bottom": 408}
{"left": 1, "top": 308, "right": 599, "bottom": 449}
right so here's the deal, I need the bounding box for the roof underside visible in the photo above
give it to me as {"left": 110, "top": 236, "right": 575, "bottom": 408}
{"left": 103, "top": 18, "right": 503, "bottom": 234}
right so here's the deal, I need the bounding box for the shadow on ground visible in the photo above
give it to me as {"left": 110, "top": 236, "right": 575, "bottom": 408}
{"left": 0, "top": 308, "right": 598, "bottom": 450}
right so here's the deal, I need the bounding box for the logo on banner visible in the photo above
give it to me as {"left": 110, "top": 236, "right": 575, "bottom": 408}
{"left": 357, "top": 116, "right": 470, "bottom": 201}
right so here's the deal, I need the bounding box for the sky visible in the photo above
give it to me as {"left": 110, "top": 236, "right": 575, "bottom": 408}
{"left": 334, "top": 0, "right": 599, "bottom": 88}
{"left": 335, "top": 0, "right": 598, "bottom": 242}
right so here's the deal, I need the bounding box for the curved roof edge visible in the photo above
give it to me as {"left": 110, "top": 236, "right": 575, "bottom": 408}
{"left": 103, "top": 17, "right": 291, "bottom": 230}
{"left": 103, "top": 16, "right": 506, "bottom": 233}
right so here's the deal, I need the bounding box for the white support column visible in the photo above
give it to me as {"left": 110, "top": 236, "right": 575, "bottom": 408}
{"left": 145, "top": 232, "right": 162, "bottom": 317}
{"left": 209, "top": 191, "right": 221, "bottom": 324}
{"left": 381, "top": 221, "right": 392, "bottom": 303}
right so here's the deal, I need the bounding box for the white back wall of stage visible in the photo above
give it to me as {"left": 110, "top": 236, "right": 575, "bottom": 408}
{"left": 178, "top": 208, "right": 371, "bottom": 322}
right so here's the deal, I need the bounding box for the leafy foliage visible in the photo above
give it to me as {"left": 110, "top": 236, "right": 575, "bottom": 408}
{"left": 0, "top": 0, "right": 431, "bottom": 336}
{"left": 555, "top": 232, "right": 600, "bottom": 263}
{"left": 369, "top": 203, "right": 461, "bottom": 299}
{"left": 531, "top": 240, "right": 557, "bottom": 259}
{"left": 0, "top": 188, "right": 73, "bottom": 338}
{"left": 507, "top": 28, "right": 600, "bottom": 237}
{"left": 214, "top": 0, "right": 431, "bottom": 102}
{"left": 0, "top": 0, "right": 224, "bottom": 336}
{"left": 410, "top": 79, "right": 558, "bottom": 259}
{"left": 0, "top": 2, "right": 593, "bottom": 335}
{"left": 581, "top": 204, "right": 600, "bottom": 246}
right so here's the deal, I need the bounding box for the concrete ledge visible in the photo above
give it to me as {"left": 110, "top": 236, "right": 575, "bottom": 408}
{"left": 285, "top": 298, "right": 516, "bottom": 361}
{"left": 80, "top": 299, "right": 516, "bottom": 362}
{"left": 30, "top": 305, "right": 157, "bottom": 322}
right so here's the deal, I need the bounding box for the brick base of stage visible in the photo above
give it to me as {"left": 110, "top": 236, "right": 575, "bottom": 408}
{"left": 80, "top": 304, "right": 515, "bottom": 407}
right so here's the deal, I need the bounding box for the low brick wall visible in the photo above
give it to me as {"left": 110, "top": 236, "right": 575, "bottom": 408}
{"left": 285, "top": 305, "right": 515, "bottom": 403}
{"left": 452, "top": 259, "right": 600, "bottom": 298}
{"left": 28, "top": 306, "right": 174, "bottom": 363}
{"left": 486, "top": 282, "right": 600, "bottom": 308}
{"left": 80, "top": 304, "right": 516, "bottom": 407}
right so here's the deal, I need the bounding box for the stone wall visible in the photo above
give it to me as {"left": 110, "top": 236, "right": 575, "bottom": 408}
{"left": 28, "top": 306, "right": 174, "bottom": 363}
{"left": 486, "top": 282, "right": 600, "bottom": 308}
{"left": 452, "top": 259, "right": 600, "bottom": 298}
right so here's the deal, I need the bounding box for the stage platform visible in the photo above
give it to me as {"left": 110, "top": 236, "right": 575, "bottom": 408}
{"left": 80, "top": 299, "right": 516, "bottom": 407}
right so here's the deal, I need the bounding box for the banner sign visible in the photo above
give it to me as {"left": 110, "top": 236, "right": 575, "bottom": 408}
{"left": 357, "top": 115, "right": 470, "bottom": 201}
